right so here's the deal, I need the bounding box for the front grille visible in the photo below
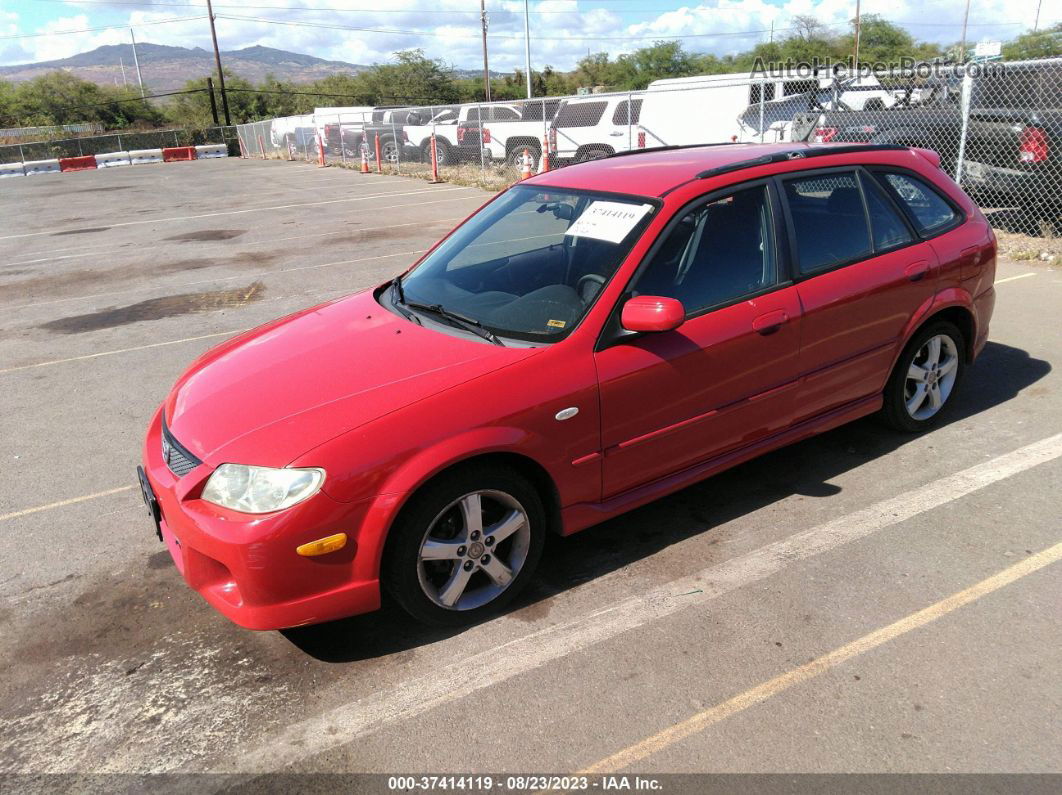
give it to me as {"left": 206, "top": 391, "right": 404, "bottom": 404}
{"left": 161, "top": 416, "right": 202, "bottom": 477}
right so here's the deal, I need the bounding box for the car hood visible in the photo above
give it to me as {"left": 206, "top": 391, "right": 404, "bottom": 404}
{"left": 164, "top": 288, "right": 540, "bottom": 467}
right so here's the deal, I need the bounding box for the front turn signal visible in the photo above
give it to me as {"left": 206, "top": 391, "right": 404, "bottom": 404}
{"left": 296, "top": 533, "right": 348, "bottom": 557}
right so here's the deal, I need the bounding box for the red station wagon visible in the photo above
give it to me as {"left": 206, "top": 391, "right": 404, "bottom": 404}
{"left": 138, "top": 143, "right": 997, "bottom": 629}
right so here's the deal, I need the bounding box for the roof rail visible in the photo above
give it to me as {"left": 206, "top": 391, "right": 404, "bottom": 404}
{"left": 607, "top": 142, "right": 742, "bottom": 160}
{"left": 695, "top": 144, "right": 910, "bottom": 179}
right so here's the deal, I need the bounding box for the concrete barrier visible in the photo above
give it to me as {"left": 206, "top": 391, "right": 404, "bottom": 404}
{"left": 23, "top": 159, "right": 61, "bottom": 175}
{"left": 95, "top": 151, "right": 132, "bottom": 168}
{"left": 59, "top": 155, "right": 98, "bottom": 172}
{"left": 163, "top": 146, "right": 197, "bottom": 162}
{"left": 0, "top": 162, "right": 25, "bottom": 178}
{"left": 195, "top": 143, "right": 228, "bottom": 159}
{"left": 129, "top": 148, "right": 164, "bottom": 165}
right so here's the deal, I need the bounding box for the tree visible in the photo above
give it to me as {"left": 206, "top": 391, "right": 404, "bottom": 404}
{"left": 1002, "top": 24, "right": 1062, "bottom": 60}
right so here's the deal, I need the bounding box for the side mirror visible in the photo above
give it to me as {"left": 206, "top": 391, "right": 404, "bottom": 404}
{"left": 621, "top": 296, "right": 685, "bottom": 333}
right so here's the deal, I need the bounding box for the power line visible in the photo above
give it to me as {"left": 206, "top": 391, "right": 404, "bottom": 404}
{"left": 0, "top": 15, "right": 206, "bottom": 40}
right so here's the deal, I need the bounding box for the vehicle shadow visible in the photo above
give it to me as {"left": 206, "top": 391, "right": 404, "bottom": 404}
{"left": 282, "top": 340, "right": 1050, "bottom": 662}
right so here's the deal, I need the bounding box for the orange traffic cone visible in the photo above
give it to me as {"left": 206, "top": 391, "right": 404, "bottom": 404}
{"left": 539, "top": 136, "right": 550, "bottom": 174}
{"left": 360, "top": 146, "right": 370, "bottom": 174}
{"left": 519, "top": 148, "right": 533, "bottom": 180}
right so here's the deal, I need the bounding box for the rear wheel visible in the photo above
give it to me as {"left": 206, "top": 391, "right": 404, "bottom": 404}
{"left": 880, "top": 321, "right": 965, "bottom": 432}
{"left": 383, "top": 466, "right": 545, "bottom": 626}
{"left": 506, "top": 147, "right": 540, "bottom": 171}
{"left": 422, "top": 139, "right": 452, "bottom": 167}
{"left": 381, "top": 140, "right": 400, "bottom": 164}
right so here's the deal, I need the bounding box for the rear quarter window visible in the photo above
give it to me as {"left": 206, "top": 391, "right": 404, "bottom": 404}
{"left": 554, "top": 101, "right": 607, "bottom": 128}
{"left": 878, "top": 172, "right": 958, "bottom": 234}
{"left": 612, "top": 99, "right": 643, "bottom": 125}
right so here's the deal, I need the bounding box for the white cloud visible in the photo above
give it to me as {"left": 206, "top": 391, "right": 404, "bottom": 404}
{"left": 1, "top": 0, "right": 1057, "bottom": 70}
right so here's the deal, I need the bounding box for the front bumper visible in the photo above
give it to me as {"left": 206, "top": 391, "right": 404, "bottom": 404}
{"left": 139, "top": 407, "right": 380, "bottom": 630}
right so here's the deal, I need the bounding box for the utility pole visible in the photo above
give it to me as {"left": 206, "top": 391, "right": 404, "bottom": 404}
{"left": 769, "top": 21, "right": 774, "bottom": 44}
{"left": 480, "top": 0, "right": 491, "bottom": 102}
{"left": 851, "top": 0, "right": 861, "bottom": 74}
{"left": 119, "top": 56, "right": 128, "bottom": 86}
{"left": 206, "top": 76, "right": 220, "bottom": 126}
{"left": 959, "top": 0, "right": 971, "bottom": 62}
{"left": 129, "top": 28, "right": 146, "bottom": 98}
{"left": 522, "top": 0, "right": 532, "bottom": 99}
{"left": 205, "top": 0, "right": 231, "bottom": 125}
{"left": 1034, "top": 0, "right": 1042, "bottom": 30}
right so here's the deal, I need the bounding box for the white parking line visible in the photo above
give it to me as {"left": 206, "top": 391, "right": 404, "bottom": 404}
{"left": 0, "top": 186, "right": 475, "bottom": 241}
{"left": 0, "top": 329, "right": 244, "bottom": 375}
{"left": 0, "top": 486, "right": 135, "bottom": 523}
{"left": 221, "top": 431, "right": 1062, "bottom": 774}
{"left": 996, "top": 273, "right": 1037, "bottom": 284}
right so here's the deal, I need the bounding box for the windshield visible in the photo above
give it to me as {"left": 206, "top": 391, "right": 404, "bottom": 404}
{"left": 397, "top": 186, "right": 655, "bottom": 343}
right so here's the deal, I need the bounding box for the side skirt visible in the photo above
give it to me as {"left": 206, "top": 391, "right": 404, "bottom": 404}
{"left": 559, "top": 393, "right": 883, "bottom": 536}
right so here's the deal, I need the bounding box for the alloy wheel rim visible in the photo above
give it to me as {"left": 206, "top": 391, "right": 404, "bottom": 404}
{"left": 416, "top": 490, "right": 530, "bottom": 611}
{"left": 904, "top": 334, "right": 959, "bottom": 420}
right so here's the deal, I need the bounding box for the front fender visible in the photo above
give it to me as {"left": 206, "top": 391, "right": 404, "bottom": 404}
{"left": 329, "top": 425, "right": 556, "bottom": 581}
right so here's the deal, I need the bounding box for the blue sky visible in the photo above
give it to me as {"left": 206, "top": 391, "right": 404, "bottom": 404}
{"left": 0, "top": 0, "right": 1055, "bottom": 70}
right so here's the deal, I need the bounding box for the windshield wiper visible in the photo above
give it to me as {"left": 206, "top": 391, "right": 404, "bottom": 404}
{"left": 404, "top": 301, "right": 504, "bottom": 346}
{"left": 390, "top": 277, "right": 420, "bottom": 324}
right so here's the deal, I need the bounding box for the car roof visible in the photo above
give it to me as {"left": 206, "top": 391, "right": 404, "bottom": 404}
{"left": 527, "top": 143, "right": 905, "bottom": 197}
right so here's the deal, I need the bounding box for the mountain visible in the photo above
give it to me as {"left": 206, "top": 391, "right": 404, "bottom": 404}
{"left": 0, "top": 43, "right": 371, "bottom": 92}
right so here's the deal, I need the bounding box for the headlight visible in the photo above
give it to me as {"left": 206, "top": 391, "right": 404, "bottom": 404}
{"left": 201, "top": 464, "right": 325, "bottom": 514}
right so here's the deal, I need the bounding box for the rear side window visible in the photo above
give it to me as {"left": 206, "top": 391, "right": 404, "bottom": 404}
{"left": 554, "top": 101, "right": 607, "bottom": 128}
{"left": 612, "top": 99, "right": 643, "bottom": 125}
{"left": 880, "top": 172, "right": 957, "bottom": 234}
{"left": 490, "top": 106, "right": 520, "bottom": 121}
{"left": 860, "top": 173, "right": 914, "bottom": 250}
{"left": 783, "top": 172, "right": 871, "bottom": 274}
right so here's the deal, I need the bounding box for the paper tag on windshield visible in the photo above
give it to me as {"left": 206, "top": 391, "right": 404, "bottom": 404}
{"left": 565, "top": 201, "right": 653, "bottom": 244}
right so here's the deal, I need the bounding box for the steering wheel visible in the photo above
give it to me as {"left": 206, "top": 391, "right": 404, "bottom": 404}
{"left": 576, "top": 274, "right": 607, "bottom": 304}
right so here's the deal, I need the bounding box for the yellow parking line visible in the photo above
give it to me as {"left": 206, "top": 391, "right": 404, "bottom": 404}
{"left": 0, "top": 486, "right": 136, "bottom": 522}
{"left": 0, "top": 329, "right": 243, "bottom": 375}
{"left": 996, "top": 273, "right": 1036, "bottom": 284}
{"left": 578, "top": 539, "right": 1062, "bottom": 774}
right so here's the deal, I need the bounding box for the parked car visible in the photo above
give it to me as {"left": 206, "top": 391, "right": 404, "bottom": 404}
{"left": 353, "top": 108, "right": 421, "bottom": 164}
{"left": 269, "top": 114, "right": 317, "bottom": 159}
{"left": 549, "top": 94, "right": 644, "bottom": 163}
{"left": 454, "top": 103, "right": 523, "bottom": 163}
{"left": 793, "top": 61, "right": 1062, "bottom": 206}
{"left": 402, "top": 105, "right": 462, "bottom": 166}
{"left": 464, "top": 99, "right": 562, "bottom": 169}
{"left": 312, "top": 105, "right": 374, "bottom": 156}
{"left": 139, "top": 142, "right": 996, "bottom": 630}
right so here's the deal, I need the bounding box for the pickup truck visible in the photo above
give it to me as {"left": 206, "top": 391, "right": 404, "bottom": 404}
{"left": 454, "top": 102, "right": 556, "bottom": 168}
{"left": 793, "top": 61, "right": 1062, "bottom": 207}
{"left": 352, "top": 108, "right": 421, "bottom": 164}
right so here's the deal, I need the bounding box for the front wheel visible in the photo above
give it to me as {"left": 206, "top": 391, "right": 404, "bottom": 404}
{"left": 506, "top": 147, "right": 540, "bottom": 171}
{"left": 383, "top": 466, "right": 546, "bottom": 626}
{"left": 880, "top": 321, "right": 965, "bottom": 432}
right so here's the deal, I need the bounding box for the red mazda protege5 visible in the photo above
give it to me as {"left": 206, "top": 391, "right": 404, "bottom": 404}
{"left": 138, "top": 143, "right": 996, "bottom": 629}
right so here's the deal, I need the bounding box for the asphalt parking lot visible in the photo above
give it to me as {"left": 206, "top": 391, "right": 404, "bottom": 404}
{"left": 1, "top": 158, "right": 1060, "bottom": 786}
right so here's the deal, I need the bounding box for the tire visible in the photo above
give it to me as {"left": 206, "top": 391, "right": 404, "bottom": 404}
{"left": 422, "top": 139, "right": 452, "bottom": 167}
{"left": 382, "top": 140, "right": 400, "bottom": 165}
{"left": 383, "top": 465, "right": 546, "bottom": 626}
{"left": 285, "top": 135, "right": 297, "bottom": 160}
{"left": 506, "top": 146, "right": 540, "bottom": 171}
{"left": 880, "top": 321, "right": 966, "bottom": 432}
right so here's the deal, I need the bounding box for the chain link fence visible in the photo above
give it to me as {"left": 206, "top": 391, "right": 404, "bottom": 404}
{"left": 0, "top": 126, "right": 239, "bottom": 165}
{"left": 236, "top": 58, "right": 1059, "bottom": 236}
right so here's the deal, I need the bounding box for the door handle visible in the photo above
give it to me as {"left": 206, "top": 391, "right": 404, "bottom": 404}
{"left": 609, "top": 131, "right": 624, "bottom": 137}
{"left": 752, "top": 310, "right": 788, "bottom": 335}
{"left": 904, "top": 260, "right": 929, "bottom": 282}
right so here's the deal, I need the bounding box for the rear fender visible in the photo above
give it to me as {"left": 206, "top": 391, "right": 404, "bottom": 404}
{"left": 891, "top": 288, "right": 976, "bottom": 372}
